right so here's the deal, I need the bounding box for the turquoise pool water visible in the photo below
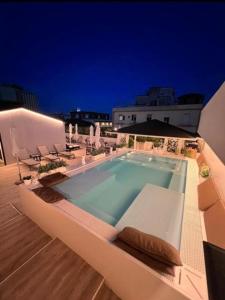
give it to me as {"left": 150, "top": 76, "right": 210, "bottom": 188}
{"left": 54, "top": 152, "right": 187, "bottom": 226}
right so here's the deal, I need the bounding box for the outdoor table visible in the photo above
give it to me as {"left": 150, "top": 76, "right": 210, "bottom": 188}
{"left": 30, "top": 154, "right": 41, "bottom": 161}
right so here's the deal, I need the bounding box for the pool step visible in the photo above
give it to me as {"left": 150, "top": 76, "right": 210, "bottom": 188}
{"left": 0, "top": 238, "right": 104, "bottom": 299}
{"left": 55, "top": 169, "right": 115, "bottom": 200}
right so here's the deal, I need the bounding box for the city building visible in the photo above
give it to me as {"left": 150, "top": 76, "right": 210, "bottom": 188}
{"left": 136, "top": 87, "right": 176, "bottom": 106}
{"left": 49, "top": 112, "right": 70, "bottom": 122}
{"left": 0, "top": 84, "right": 38, "bottom": 111}
{"left": 113, "top": 86, "right": 203, "bottom": 133}
{"left": 178, "top": 93, "right": 204, "bottom": 105}
{"left": 70, "top": 109, "right": 112, "bottom": 127}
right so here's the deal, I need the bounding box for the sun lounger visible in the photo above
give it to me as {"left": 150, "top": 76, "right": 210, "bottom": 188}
{"left": 17, "top": 148, "right": 40, "bottom": 169}
{"left": 38, "top": 145, "right": 59, "bottom": 161}
{"left": 54, "top": 144, "right": 75, "bottom": 159}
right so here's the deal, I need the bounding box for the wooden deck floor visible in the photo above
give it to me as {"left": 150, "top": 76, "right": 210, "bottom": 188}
{"left": 0, "top": 239, "right": 104, "bottom": 300}
{"left": 0, "top": 163, "right": 120, "bottom": 300}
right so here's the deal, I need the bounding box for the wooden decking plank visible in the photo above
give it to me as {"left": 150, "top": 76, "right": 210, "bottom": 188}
{"left": 0, "top": 215, "right": 52, "bottom": 282}
{"left": 0, "top": 239, "right": 103, "bottom": 300}
{"left": 0, "top": 202, "right": 20, "bottom": 227}
{"left": 94, "top": 283, "right": 121, "bottom": 300}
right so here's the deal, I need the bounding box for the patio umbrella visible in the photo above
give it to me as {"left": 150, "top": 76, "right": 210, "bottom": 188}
{"left": 10, "top": 127, "right": 22, "bottom": 182}
{"left": 89, "top": 125, "right": 94, "bottom": 145}
{"left": 95, "top": 123, "right": 101, "bottom": 149}
{"left": 69, "top": 123, "right": 73, "bottom": 144}
{"left": 74, "top": 124, "right": 79, "bottom": 142}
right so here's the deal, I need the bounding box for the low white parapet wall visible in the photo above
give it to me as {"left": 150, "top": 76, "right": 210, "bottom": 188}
{"left": 66, "top": 133, "right": 117, "bottom": 144}
{"left": 19, "top": 185, "right": 189, "bottom": 300}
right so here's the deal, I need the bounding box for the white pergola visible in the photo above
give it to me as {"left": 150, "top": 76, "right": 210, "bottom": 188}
{"left": 106, "top": 131, "right": 203, "bottom": 154}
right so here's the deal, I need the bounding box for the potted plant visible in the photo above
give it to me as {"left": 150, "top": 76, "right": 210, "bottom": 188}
{"left": 200, "top": 164, "right": 210, "bottom": 178}
{"left": 23, "top": 175, "right": 32, "bottom": 185}
{"left": 91, "top": 148, "right": 106, "bottom": 160}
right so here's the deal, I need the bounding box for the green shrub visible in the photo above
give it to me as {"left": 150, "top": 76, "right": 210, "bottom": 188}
{"left": 116, "top": 143, "right": 127, "bottom": 148}
{"left": 91, "top": 148, "right": 105, "bottom": 156}
{"left": 200, "top": 164, "right": 210, "bottom": 177}
{"left": 38, "top": 160, "right": 67, "bottom": 173}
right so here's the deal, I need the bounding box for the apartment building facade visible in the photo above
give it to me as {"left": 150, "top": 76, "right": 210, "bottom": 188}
{"left": 136, "top": 87, "right": 176, "bottom": 106}
{"left": 0, "top": 84, "right": 38, "bottom": 111}
{"left": 113, "top": 87, "right": 204, "bottom": 133}
{"left": 70, "top": 109, "right": 112, "bottom": 127}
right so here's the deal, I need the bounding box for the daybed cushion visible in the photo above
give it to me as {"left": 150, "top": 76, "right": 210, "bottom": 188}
{"left": 45, "top": 154, "right": 59, "bottom": 161}
{"left": 38, "top": 172, "right": 69, "bottom": 187}
{"left": 204, "top": 200, "right": 225, "bottom": 249}
{"left": 117, "top": 227, "right": 182, "bottom": 267}
{"left": 21, "top": 158, "right": 40, "bottom": 166}
{"left": 113, "top": 238, "right": 175, "bottom": 276}
{"left": 198, "top": 178, "right": 220, "bottom": 211}
{"left": 33, "top": 186, "right": 65, "bottom": 203}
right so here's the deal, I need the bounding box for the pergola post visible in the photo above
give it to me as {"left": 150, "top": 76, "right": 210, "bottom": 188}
{"left": 125, "top": 134, "right": 129, "bottom": 146}
{"left": 177, "top": 138, "right": 184, "bottom": 154}
{"left": 163, "top": 137, "right": 168, "bottom": 152}
{"left": 134, "top": 135, "right": 137, "bottom": 150}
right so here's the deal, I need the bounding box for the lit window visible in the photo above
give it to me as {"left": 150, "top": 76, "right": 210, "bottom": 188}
{"left": 119, "top": 115, "right": 125, "bottom": 121}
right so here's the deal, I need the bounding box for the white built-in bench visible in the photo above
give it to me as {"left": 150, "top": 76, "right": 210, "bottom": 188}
{"left": 115, "top": 183, "right": 184, "bottom": 250}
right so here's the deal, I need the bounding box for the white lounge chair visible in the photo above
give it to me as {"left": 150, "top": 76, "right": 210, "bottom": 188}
{"left": 38, "top": 145, "right": 59, "bottom": 161}
{"left": 17, "top": 148, "right": 40, "bottom": 169}
{"left": 54, "top": 144, "right": 75, "bottom": 159}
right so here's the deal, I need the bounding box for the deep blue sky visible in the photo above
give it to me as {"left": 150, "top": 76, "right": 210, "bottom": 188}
{"left": 0, "top": 2, "right": 225, "bottom": 114}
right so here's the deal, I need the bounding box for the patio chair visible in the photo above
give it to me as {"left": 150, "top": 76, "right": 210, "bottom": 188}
{"left": 77, "top": 136, "right": 83, "bottom": 144}
{"left": 54, "top": 144, "right": 75, "bottom": 159}
{"left": 17, "top": 148, "right": 40, "bottom": 169}
{"left": 38, "top": 145, "right": 59, "bottom": 161}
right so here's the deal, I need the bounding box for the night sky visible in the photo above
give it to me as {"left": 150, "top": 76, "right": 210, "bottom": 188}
{"left": 1, "top": 2, "right": 225, "bottom": 115}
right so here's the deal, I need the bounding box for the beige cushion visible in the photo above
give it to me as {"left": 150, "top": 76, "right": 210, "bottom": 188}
{"left": 45, "top": 154, "right": 58, "bottom": 161}
{"left": 204, "top": 200, "right": 225, "bottom": 249}
{"left": 38, "top": 145, "right": 49, "bottom": 156}
{"left": 33, "top": 186, "right": 64, "bottom": 203}
{"left": 54, "top": 144, "right": 64, "bottom": 153}
{"left": 39, "top": 172, "right": 68, "bottom": 187}
{"left": 113, "top": 239, "right": 175, "bottom": 276}
{"left": 198, "top": 178, "right": 220, "bottom": 211}
{"left": 21, "top": 158, "right": 40, "bottom": 166}
{"left": 117, "top": 227, "right": 182, "bottom": 267}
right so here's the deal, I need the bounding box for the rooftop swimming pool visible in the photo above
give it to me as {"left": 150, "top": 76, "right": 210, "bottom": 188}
{"left": 54, "top": 152, "right": 187, "bottom": 226}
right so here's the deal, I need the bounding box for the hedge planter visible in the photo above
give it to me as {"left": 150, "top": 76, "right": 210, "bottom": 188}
{"left": 92, "top": 153, "right": 106, "bottom": 161}
{"left": 38, "top": 172, "right": 49, "bottom": 179}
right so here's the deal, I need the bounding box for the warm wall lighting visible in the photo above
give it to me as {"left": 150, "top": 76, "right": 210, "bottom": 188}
{"left": 0, "top": 108, "right": 64, "bottom": 125}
